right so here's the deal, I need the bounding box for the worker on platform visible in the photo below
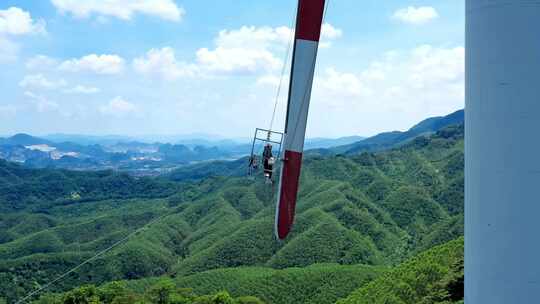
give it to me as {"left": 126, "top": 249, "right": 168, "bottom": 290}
{"left": 263, "top": 144, "right": 274, "bottom": 182}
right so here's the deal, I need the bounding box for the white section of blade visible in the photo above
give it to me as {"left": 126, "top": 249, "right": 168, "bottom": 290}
{"left": 284, "top": 39, "right": 319, "bottom": 153}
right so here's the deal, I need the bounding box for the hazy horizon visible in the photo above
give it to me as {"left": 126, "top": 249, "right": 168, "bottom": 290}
{"left": 0, "top": 131, "right": 367, "bottom": 142}
{"left": 0, "top": 107, "right": 463, "bottom": 141}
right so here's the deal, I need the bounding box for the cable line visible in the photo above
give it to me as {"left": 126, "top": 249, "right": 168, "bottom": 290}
{"left": 268, "top": 2, "right": 298, "bottom": 133}
{"left": 15, "top": 210, "right": 173, "bottom": 304}
{"left": 16, "top": 168, "right": 244, "bottom": 303}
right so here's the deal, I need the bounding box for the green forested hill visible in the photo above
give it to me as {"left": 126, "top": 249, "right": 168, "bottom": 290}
{"left": 26, "top": 238, "right": 463, "bottom": 304}
{"left": 101, "top": 264, "right": 383, "bottom": 304}
{"left": 0, "top": 160, "right": 179, "bottom": 213}
{"left": 172, "top": 264, "right": 384, "bottom": 304}
{"left": 0, "top": 124, "right": 464, "bottom": 304}
{"left": 337, "top": 238, "right": 464, "bottom": 304}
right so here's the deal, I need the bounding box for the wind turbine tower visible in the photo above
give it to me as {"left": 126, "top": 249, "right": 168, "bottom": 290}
{"left": 466, "top": 0, "right": 540, "bottom": 302}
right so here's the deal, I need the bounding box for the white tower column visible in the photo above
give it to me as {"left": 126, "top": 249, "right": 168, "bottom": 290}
{"left": 466, "top": 0, "right": 540, "bottom": 303}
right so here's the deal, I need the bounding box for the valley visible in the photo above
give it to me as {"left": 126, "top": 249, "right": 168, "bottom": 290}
{"left": 0, "top": 134, "right": 367, "bottom": 177}
{"left": 0, "top": 115, "right": 464, "bottom": 303}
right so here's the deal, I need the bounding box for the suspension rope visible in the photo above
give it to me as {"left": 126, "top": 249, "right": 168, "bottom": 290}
{"left": 15, "top": 165, "right": 246, "bottom": 304}
{"left": 15, "top": 2, "right": 329, "bottom": 302}
{"left": 15, "top": 210, "right": 174, "bottom": 304}
{"left": 268, "top": 2, "right": 298, "bottom": 133}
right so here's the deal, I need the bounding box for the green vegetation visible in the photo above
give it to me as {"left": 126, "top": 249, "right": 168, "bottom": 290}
{"left": 0, "top": 159, "right": 179, "bottom": 213}
{"left": 34, "top": 238, "right": 464, "bottom": 304}
{"left": 337, "top": 238, "right": 464, "bottom": 304}
{"left": 0, "top": 124, "right": 464, "bottom": 303}
{"left": 172, "top": 264, "right": 384, "bottom": 304}
{"left": 33, "top": 279, "right": 265, "bottom": 304}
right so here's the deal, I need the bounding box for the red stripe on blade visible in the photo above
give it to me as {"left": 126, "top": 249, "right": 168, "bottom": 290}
{"left": 276, "top": 150, "right": 303, "bottom": 239}
{"left": 296, "top": 0, "right": 325, "bottom": 42}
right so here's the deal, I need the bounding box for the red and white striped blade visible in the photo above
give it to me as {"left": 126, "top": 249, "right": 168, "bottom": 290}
{"left": 276, "top": 150, "right": 303, "bottom": 239}
{"left": 275, "top": 0, "right": 325, "bottom": 240}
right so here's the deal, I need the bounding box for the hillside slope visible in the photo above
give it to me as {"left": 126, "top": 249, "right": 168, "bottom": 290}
{"left": 171, "top": 264, "right": 384, "bottom": 304}
{"left": 30, "top": 237, "right": 463, "bottom": 304}
{"left": 0, "top": 124, "right": 464, "bottom": 303}
{"left": 337, "top": 238, "right": 464, "bottom": 304}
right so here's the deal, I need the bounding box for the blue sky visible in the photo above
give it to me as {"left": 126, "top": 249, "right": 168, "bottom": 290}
{"left": 0, "top": 0, "right": 464, "bottom": 138}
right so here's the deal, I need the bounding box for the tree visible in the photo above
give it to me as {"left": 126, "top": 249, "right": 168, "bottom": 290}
{"left": 235, "top": 296, "right": 265, "bottom": 304}
{"left": 440, "top": 257, "right": 464, "bottom": 302}
{"left": 34, "top": 294, "right": 62, "bottom": 304}
{"left": 62, "top": 285, "right": 100, "bottom": 304}
{"left": 98, "top": 281, "right": 129, "bottom": 304}
{"left": 211, "top": 292, "right": 234, "bottom": 304}
{"left": 148, "top": 279, "right": 176, "bottom": 304}
{"left": 192, "top": 292, "right": 234, "bottom": 304}
{"left": 110, "top": 294, "right": 142, "bottom": 304}
{"left": 169, "top": 288, "right": 196, "bottom": 304}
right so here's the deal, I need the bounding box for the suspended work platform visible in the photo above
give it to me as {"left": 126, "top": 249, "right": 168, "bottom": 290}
{"left": 247, "top": 128, "right": 284, "bottom": 180}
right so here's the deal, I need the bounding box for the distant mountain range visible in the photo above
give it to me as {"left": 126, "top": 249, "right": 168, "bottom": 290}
{"left": 163, "top": 110, "right": 464, "bottom": 182}
{"left": 42, "top": 133, "right": 244, "bottom": 147}
{"left": 0, "top": 109, "right": 463, "bottom": 174}
{"left": 0, "top": 133, "right": 243, "bottom": 174}
{"left": 311, "top": 109, "right": 464, "bottom": 156}
{"left": 40, "top": 133, "right": 366, "bottom": 149}
{"left": 0, "top": 132, "right": 368, "bottom": 175}
{"left": 0, "top": 133, "right": 53, "bottom": 146}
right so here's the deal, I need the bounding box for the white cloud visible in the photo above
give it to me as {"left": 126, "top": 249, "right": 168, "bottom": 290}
{"left": 19, "top": 74, "right": 100, "bottom": 95}
{"left": 321, "top": 23, "right": 343, "bottom": 40}
{"left": 0, "top": 7, "right": 46, "bottom": 35}
{"left": 133, "top": 47, "right": 198, "bottom": 80}
{"left": 408, "top": 45, "right": 464, "bottom": 89}
{"left": 0, "top": 8, "right": 45, "bottom": 64}
{"left": 214, "top": 26, "right": 291, "bottom": 50}
{"left": 99, "top": 96, "right": 138, "bottom": 116}
{"left": 392, "top": 6, "right": 439, "bottom": 25}
{"left": 196, "top": 47, "right": 282, "bottom": 75}
{"left": 199, "top": 23, "right": 342, "bottom": 74}
{"left": 278, "top": 44, "right": 464, "bottom": 137}
{"left": 0, "top": 37, "right": 19, "bottom": 63}
{"left": 214, "top": 23, "right": 340, "bottom": 50}
{"left": 59, "top": 54, "right": 125, "bottom": 74}
{"left": 25, "top": 55, "right": 59, "bottom": 70}
{"left": 317, "top": 68, "right": 372, "bottom": 99}
{"left": 313, "top": 45, "right": 464, "bottom": 114}
{"left": 24, "top": 91, "right": 60, "bottom": 112}
{"left": 64, "top": 85, "right": 101, "bottom": 94}
{"left": 133, "top": 23, "right": 342, "bottom": 79}
{"left": 257, "top": 75, "right": 282, "bottom": 87}
{"left": 19, "top": 74, "right": 67, "bottom": 90}
{"left": 195, "top": 26, "right": 288, "bottom": 75}
{"left": 319, "top": 23, "right": 343, "bottom": 48}
{"left": 51, "top": 0, "right": 184, "bottom": 22}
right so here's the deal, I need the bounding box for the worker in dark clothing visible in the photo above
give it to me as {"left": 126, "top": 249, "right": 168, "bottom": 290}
{"left": 263, "top": 144, "right": 274, "bottom": 181}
